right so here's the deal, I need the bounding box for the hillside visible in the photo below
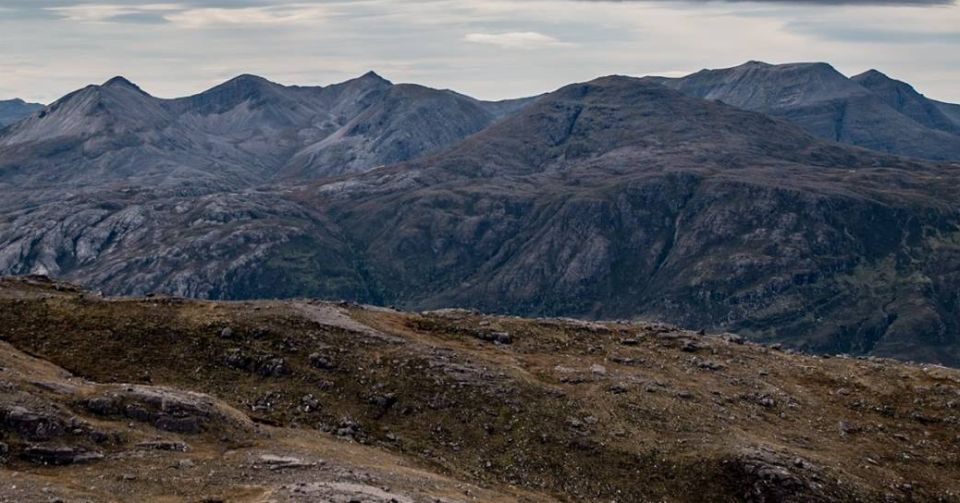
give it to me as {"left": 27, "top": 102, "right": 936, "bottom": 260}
{"left": 0, "top": 276, "right": 958, "bottom": 501}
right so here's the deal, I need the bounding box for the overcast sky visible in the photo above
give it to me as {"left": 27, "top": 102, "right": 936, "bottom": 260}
{"left": 1, "top": 0, "right": 958, "bottom": 103}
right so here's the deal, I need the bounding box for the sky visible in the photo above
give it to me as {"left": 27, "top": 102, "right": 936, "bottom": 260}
{"left": 1, "top": 0, "right": 958, "bottom": 104}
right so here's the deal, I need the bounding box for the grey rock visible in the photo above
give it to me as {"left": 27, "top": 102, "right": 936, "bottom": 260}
{"left": 309, "top": 353, "right": 336, "bottom": 370}
{"left": 732, "top": 449, "right": 815, "bottom": 503}
{"left": 174, "top": 458, "right": 195, "bottom": 469}
{"left": 22, "top": 445, "right": 103, "bottom": 466}
{"left": 608, "top": 384, "right": 629, "bottom": 394}
{"left": 0, "top": 405, "right": 66, "bottom": 441}
{"left": 135, "top": 440, "right": 189, "bottom": 452}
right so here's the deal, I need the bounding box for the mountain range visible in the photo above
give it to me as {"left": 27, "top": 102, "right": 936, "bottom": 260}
{"left": 0, "top": 73, "right": 532, "bottom": 190}
{"left": 2, "top": 62, "right": 960, "bottom": 365}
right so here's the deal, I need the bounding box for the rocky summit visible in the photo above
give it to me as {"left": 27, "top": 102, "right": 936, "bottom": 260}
{"left": 0, "top": 276, "right": 959, "bottom": 502}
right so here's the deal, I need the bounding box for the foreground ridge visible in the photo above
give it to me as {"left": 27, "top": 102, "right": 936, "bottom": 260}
{"left": 1, "top": 276, "right": 958, "bottom": 502}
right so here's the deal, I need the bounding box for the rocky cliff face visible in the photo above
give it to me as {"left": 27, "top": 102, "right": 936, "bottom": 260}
{"left": 651, "top": 61, "right": 960, "bottom": 161}
{"left": 2, "top": 69, "right": 960, "bottom": 366}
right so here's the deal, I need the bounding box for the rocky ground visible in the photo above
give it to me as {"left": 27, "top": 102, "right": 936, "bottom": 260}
{"left": 1, "top": 275, "right": 959, "bottom": 502}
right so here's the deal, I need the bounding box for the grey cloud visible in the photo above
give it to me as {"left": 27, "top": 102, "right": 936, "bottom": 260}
{"left": 786, "top": 21, "right": 960, "bottom": 43}
{"left": 576, "top": 0, "right": 954, "bottom": 4}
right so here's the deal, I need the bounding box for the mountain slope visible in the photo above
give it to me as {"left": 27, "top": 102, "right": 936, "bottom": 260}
{"left": 2, "top": 276, "right": 959, "bottom": 501}
{"left": 934, "top": 99, "right": 960, "bottom": 126}
{"left": 0, "top": 73, "right": 530, "bottom": 190}
{"left": 650, "top": 61, "right": 960, "bottom": 161}
{"left": 0, "top": 98, "right": 43, "bottom": 128}
{"left": 278, "top": 83, "right": 504, "bottom": 179}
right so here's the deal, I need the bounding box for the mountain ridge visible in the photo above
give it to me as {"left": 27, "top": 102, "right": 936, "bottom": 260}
{"left": 650, "top": 61, "right": 960, "bottom": 161}
{"left": 0, "top": 72, "right": 537, "bottom": 189}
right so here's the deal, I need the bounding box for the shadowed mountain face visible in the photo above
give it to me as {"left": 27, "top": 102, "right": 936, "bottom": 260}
{"left": 650, "top": 61, "right": 960, "bottom": 161}
{"left": 0, "top": 73, "right": 531, "bottom": 190}
{"left": 2, "top": 69, "right": 960, "bottom": 366}
{"left": 0, "top": 99, "right": 44, "bottom": 128}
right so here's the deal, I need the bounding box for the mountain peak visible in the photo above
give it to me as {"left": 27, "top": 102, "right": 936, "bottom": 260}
{"left": 214, "top": 74, "right": 279, "bottom": 93}
{"left": 851, "top": 68, "right": 959, "bottom": 134}
{"left": 226, "top": 74, "right": 272, "bottom": 86}
{"left": 359, "top": 71, "right": 389, "bottom": 83}
{"left": 102, "top": 76, "right": 147, "bottom": 94}
{"left": 851, "top": 69, "right": 917, "bottom": 92}
{"left": 338, "top": 71, "right": 392, "bottom": 89}
{"left": 190, "top": 74, "right": 282, "bottom": 110}
{"left": 855, "top": 69, "right": 889, "bottom": 80}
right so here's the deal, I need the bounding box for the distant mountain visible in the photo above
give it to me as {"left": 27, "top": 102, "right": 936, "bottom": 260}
{"left": 5, "top": 74, "right": 960, "bottom": 366}
{"left": 649, "top": 61, "right": 960, "bottom": 161}
{"left": 277, "top": 82, "right": 521, "bottom": 179}
{"left": 0, "top": 98, "right": 43, "bottom": 128}
{"left": 851, "top": 69, "right": 960, "bottom": 134}
{"left": 0, "top": 73, "right": 533, "bottom": 190}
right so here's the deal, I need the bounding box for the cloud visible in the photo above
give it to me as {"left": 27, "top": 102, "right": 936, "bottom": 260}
{"left": 163, "top": 5, "right": 328, "bottom": 27}
{"left": 576, "top": 0, "right": 954, "bottom": 4}
{"left": 44, "top": 2, "right": 329, "bottom": 26}
{"left": 47, "top": 3, "right": 180, "bottom": 22}
{"left": 464, "top": 32, "right": 573, "bottom": 49}
{"left": 786, "top": 21, "right": 960, "bottom": 44}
